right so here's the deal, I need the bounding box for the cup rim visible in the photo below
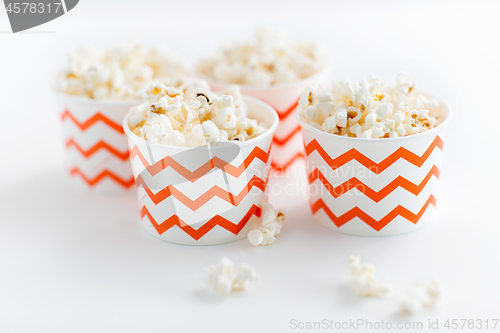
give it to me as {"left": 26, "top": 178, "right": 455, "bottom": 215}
{"left": 122, "top": 95, "right": 279, "bottom": 152}
{"left": 195, "top": 62, "right": 333, "bottom": 91}
{"left": 296, "top": 92, "right": 453, "bottom": 143}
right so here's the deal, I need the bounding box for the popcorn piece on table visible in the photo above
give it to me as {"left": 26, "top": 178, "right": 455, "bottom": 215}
{"left": 203, "top": 257, "right": 260, "bottom": 296}
{"left": 198, "top": 26, "right": 329, "bottom": 86}
{"left": 400, "top": 280, "right": 442, "bottom": 315}
{"left": 247, "top": 202, "right": 286, "bottom": 246}
{"left": 298, "top": 72, "right": 441, "bottom": 138}
{"left": 56, "top": 42, "right": 189, "bottom": 100}
{"left": 128, "top": 81, "right": 267, "bottom": 147}
{"left": 348, "top": 255, "right": 391, "bottom": 298}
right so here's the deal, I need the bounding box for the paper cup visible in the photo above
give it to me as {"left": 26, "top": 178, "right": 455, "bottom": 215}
{"left": 297, "top": 97, "right": 452, "bottom": 236}
{"left": 123, "top": 96, "right": 278, "bottom": 245}
{"left": 199, "top": 66, "right": 331, "bottom": 170}
{"left": 55, "top": 91, "right": 139, "bottom": 193}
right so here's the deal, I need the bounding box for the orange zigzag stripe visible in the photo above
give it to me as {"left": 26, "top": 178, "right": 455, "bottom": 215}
{"left": 137, "top": 175, "right": 266, "bottom": 208}
{"left": 70, "top": 167, "right": 135, "bottom": 188}
{"left": 269, "top": 98, "right": 300, "bottom": 120}
{"left": 273, "top": 126, "right": 301, "bottom": 146}
{"left": 309, "top": 165, "right": 440, "bottom": 202}
{"left": 271, "top": 152, "right": 304, "bottom": 171}
{"left": 305, "top": 135, "right": 443, "bottom": 174}
{"left": 66, "top": 138, "right": 129, "bottom": 161}
{"left": 61, "top": 109, "right": 124, "bottom": 134}
{"left": 311, "top": 194, "right": 436, "bottom": 231}
{"left": 141, "top": 204, "right": 261, "bottom": 240}
{"left": 130, "top": 144, "right": 270, "bottom": 181}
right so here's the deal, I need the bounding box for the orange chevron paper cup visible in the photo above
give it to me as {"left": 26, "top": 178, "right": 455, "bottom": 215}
{"left": 199, "top": 66, "right": 331, "bottom": 170}
{"left": 123, "top": 97, "right": 278, "bottom": 245}
{"left": 297, "top": 98, "right": 452, "bottom": 236}
{"left": 55, "top": 92, "right": 139, "bottom": 193}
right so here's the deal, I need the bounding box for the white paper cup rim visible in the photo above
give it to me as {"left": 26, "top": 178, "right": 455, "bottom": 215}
{"left": 123, "top": 95, "right": 279, "bottom": 152}
{"left": 296, "top": 93, "right": 452, "bottom": 143}
{"left": 195, "top": 63, "right": 333, "bottom": 91}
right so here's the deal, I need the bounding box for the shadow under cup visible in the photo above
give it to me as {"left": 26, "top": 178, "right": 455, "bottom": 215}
{"left": 297, "top": 97, "right": 452, "bottom": 236}
{"left": 123, "top": 96, "right": 279, "bottom": 245}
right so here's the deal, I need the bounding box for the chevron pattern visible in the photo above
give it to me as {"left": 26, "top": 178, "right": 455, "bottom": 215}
{"left": 130, "top": 144, "right": 271, "bottom": 181}
{"left": 61, "top": 109, "right": 124, "bottom": 134}
{"left": 305, "top": 136, "right": 443, "bottom": 174}
{"left": 70, "top": 167, "right": 135, "bottom": 188}
{"left": 303, "top": 134, "right": 445, "bottom": 233}
{"left": 270, "top": 152, "right": 304, "bottom": 171}
{"left": 275, "top": 98, "right": 300, "bottom": 120}
{"left": 66, "top": 138, "right": 129, "bottom": 161}
{"left": 141, "top": 204, "right": 261, "bottom": 240}
{"left": 266, "top": 98, "right": 305, "bottom": 169}
{"left": 311, "top": 195, "right": 436, "bottom": 231}
{"left": 309, "top": 165, "right": 440, "bottom": 202}
{"left": 131, "top": 135, "right": 273, "bottom": 242}
{"left": 272, "top": 126, "right": 301, "bottom": 146}
{"left": 137, "top": 175, "right": 266, "bottom": 208}
{"left": 59, "top": 107, "right": 134, "bottom": 191}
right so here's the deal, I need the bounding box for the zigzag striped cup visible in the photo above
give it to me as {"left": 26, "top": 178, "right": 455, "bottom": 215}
{"left": 198, "top": 65, "right": 331, "bottom": 170}
{"left": 55, "top": 92, "right": 138, "bottom": 193}
{"left": 297, "top": 98, "right": 452, "bottom": 236}
{"left": 123, "top": 97, "right": 278, "bottom": 245}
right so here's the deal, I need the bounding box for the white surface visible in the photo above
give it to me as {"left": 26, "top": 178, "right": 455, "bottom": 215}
{"left": 1, "top": 1, "right": 500, "bottom": 332}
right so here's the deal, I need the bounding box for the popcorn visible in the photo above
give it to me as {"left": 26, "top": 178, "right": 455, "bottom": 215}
{"left": 298, "top": 73, "right": 441, "bottom": 138}
{"left": 128, "top": 81, "right": 267, "bottom": 147}
{"left": 400, "top": 280, "right": 442, "bottom": 315}
{"left": 128, "top": 114, "right": 145, "bottom": 129}
{"left": 216, "top": 106, "right": 238, "bottom": 130}
{"left": 56, "top": 42, "right": 189, "bottom": 100}
{"left": 395, "top": 72, "right": 415, "bottom": 96}
{"left": 348, "top": 255, "right": 391, "bottom": 298}
{"left": 203, "top": 257, "right": 260, "bottom": 296}
{"left": 169, "top": 130, "right": 186, "bottom": 147}
{"left": 198, "top": 27, "right": 329, "bottom": 86}
{"left": 375, "top": 103, "right": 394, "bottom": 121}
{"left": 247, "top": 202, "right": 286, "bottom": 246}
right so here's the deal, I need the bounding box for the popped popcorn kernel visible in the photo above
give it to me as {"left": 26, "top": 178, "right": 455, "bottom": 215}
{"left": 400, "top": 280, "right": 442, "bottom": 315}
{"left": 348, "top": 255, "right": 391, "bottom": 298}
{"left": 298, "top": 73, "right": 441, "bottom": 138}
{"left": 56, "top": 42, "right": 189, "bottom": 100}
{"left": 198, "top": 27, "right": 329, "bottom": 86}
{"left": 247, "top": 202, "right": 286, "bottom": 246}
{"left": 128, "top": 81, "right": 267, "bottom": 147}
{"left": 203, "top": 257, "right": 260, "bottom": 296}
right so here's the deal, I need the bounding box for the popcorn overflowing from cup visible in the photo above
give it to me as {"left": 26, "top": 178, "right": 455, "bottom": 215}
{"left": 198, "top": 27, "right": 329, "bottom": 86}
{"left": 203, "top": 257, "right": 260, "bottom": 296}
{"left": 298, "top": 72, "right": 441, "bottom": 138}
{"left": 127, "top": 81, "right": 267, "bottom": 147}
{"left": 247, "top": 202, "right": 286, "bottom": 246}
{"left": 55, "top": 42, "right": 189, "bottom": 100}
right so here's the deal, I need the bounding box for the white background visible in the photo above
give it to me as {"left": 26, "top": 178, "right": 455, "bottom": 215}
{"left": 1, "top": 0, "right": 500, "bottom": 332}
